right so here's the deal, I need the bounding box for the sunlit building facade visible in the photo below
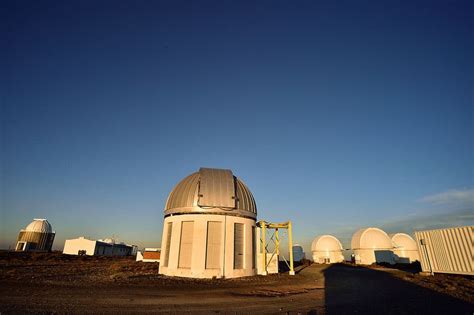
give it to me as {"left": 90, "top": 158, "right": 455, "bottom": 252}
{"left": 159, "top": 168, "right": 257, "bottom": 278}
{"left": 16, "top": 218, "right": 55, "bottom": 252}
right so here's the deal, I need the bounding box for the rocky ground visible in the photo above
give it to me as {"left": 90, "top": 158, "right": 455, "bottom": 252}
{"left": 0, "top": 251, "right": 472, "bottom": 314}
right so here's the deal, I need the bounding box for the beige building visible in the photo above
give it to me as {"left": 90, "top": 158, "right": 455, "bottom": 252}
{"left": 311, "top": 235, "right": 344, "bottom": 264}
{"left": 159, "top": 168, "right": 257, "bottom": 279}
{"left": 16, "top": 218, "right": 55, "bottom": 252}
{"left": 63, "top": 237, "right": 136, "bottom": 256}
{"left": 415, "top": 226, "right": 473, "bottom": 275}
{"left": 351, "top": 227, "right": 394, "bottom": 265}
{"left": 390, "top": 233, "right": 420, "bottom": 263}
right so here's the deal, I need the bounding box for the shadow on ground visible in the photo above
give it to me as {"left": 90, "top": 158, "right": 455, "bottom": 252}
{"left": 278, "top": 259, "right": 312, "bottom": 274}
{"left": 324, "top": 264, "right": 473, "bottom": 315}
{"left": 376, "top": 261, "right": 422, "bottom": 273}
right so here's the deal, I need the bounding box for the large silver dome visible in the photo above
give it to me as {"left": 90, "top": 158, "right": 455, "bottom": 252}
{"left": 24, "top": 218, "right": 53, "bottom": 233}
{"left": 164, "top": 168, "right": 257, "bottom": 219}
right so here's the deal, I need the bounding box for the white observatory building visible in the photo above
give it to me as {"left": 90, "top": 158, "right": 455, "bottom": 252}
{"left": 311, "top": 235, "right": 344, "bottom": 264}
{"left": 159, "top": 168, "right": 257, "bottom": 278}
{"left": 292, "top": 244, "right": 305, "bottom": 262}
{"left": 351, "top": 227, "right": 394, "bottom": 265}
{"left": 390, "top": 233, "right": 420, "bottom": 263}
{"left": 16, "top": 218, "right": 55, "bottom": 252}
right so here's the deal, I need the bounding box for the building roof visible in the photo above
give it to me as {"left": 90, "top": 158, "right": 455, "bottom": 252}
{"left": 351, "top": 227, "right": 393, "bottom": 250}
{"left": 143, "top": 251, "right": 161, "bottom": 260}
{"left": 24, "top": 218, "right": 53, "bottom": 233}
{"left": 390, "top": 233, "right": 418, "bottom": 251}
{"left": 144, "top": 248, "right": 161, "bottom": 251}
{"left": 311, "top": 235, "right": 344, "bottom": 252}
{"left": 164, "top": 168, "right": 257, "bottom": 218}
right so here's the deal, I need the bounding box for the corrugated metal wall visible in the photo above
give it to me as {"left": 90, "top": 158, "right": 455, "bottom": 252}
{"left": 198, "top": 168, "right": 235, "bottom": 208}
{"left": 415, "top": 226, "right": 473, "bottom": 275}
{"left": 165, "top": 173, "right": 200, "bottom": 210}
{"left": 17, "top": 231, "right": 55, "bottom": 251}
{"left": 236, "top": 179, "right": 257, "bottom": 214}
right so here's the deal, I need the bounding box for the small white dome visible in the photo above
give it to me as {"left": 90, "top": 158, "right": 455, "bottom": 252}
{"left": 100, "top": 238, "right": 115, "bottom": 244}
{"left": 390, "top": 233, "right": 418, "bottom": 251}
{"left": 292, "top": 244, "right": 305, "bottom": 261}
{"left": 311, "top": 235, "right": 343, "bottom": 252}
{"left": 351, "top": 227, "right": 393, "bottom": 250}
{"left": 25, "top": 218, "right": 53, "bottom": 233}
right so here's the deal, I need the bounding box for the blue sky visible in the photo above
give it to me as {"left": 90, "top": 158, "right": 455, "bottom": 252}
{"left": 1, "top": 0, "right": 473, "bottom": 252}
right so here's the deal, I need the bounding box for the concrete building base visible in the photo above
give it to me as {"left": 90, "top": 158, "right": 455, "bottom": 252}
{"left": 159, "top": 214, "right": 257, "bottom": 279}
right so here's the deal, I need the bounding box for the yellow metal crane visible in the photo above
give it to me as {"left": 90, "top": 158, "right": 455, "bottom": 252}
{"left": 257, "top": 220, "right": 295, "bottom": 276}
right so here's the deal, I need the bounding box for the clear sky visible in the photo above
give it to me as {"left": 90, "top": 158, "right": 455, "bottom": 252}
{"left": 1, "top": 0, "right": 473, "bottom": 253}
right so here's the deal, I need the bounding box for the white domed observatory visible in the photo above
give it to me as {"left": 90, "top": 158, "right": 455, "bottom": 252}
{"left": 16, "top": 218, "right": 55, "bottom": 252}
{"left": 159, "top": 168, "right": 257, "bottom": 279}
{"left": 311, "top": 235, "right": 344, "bottom": 264}
{"left": 390, "top": 233, "right": 420, "bottom": 263}
{"left": 351, "top": 227, "right": 394, "bottom": 265}
{"left": 292, "top": 244, "right": 305, "bottom": 262}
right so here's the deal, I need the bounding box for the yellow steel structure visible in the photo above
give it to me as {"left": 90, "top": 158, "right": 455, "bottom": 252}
{"left": 257, "top": 220, "right": 295, "bottom": 276}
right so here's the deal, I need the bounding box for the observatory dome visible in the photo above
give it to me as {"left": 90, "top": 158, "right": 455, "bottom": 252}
{"left": 25, "top": 219, "right": 53, "bottom": 233}
{"left": 390, "top": 233, "right": 418, "bottom": 251}
{"left": 311, "top": 235, "right": 343, "bottom": 252}
{"left": 351, "top": 227, "right": 394, "bottom": 265}
{"left": 292, "top": 244, "right": 305, "bottom": 262}
{"left": 16, "top": 218, "right": 55, "bottom": 252}
{"left": 311, "top": 235, "right": 344, "bottom": 263}
{"left": 351, "top": 227, "right": 393, "bottom": 250}
{"left": 390, "top": 233, "right": 420, "bottom": 263}
{"left": 164, "top": 168, "right": 257, "bottom": 218}
{"left": 159, "top": 167, "right": 258, "bottom": 279}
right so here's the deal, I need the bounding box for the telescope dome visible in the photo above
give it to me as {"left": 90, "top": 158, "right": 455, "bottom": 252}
{"left": 164, "top": 168, "right": 257, "bottom": 219}
{"left": 25, "top": 218, "right": 53, "bottom": 233}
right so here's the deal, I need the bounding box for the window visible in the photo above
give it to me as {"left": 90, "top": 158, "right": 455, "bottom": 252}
{"left": 234, "top": 223, "right": 244, "bottom": 269}
{"left": 178, "top": 221, "right": 194, "bottom": 268}
{"left": 252, "top": 226, "right": 256, "bottom": 269}
{"left": 206, "top": 221, "right": 222, "bottom": 269}
{"left": 163, "top": 222, "right": 173, "bottom": 267}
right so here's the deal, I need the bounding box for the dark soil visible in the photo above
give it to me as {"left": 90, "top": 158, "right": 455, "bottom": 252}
{"left": 0, "top": 251, "right": 472, "bottom": 314}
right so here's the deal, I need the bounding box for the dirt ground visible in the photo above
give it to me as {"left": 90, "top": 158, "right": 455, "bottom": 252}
{"left": 0, "top": 252, "right": 472, "bottom": 314}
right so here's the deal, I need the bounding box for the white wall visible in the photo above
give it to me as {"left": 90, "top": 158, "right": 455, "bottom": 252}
{"left": 353, "top": 249, "right": 394, "bottom": 265}
{"left": 136, "top": 251, "right": 143, "bottom": 261}
{"left": 393, "top": 249, "right": 420, "bottom": 263}
{"left": 159, "top": 214, "right": 256, "bottom": 279}
{"left": 63, "top": 238, "right": 96, "bottom": 256}
{"left": 415, "top": 226, "right": 473, "bottom": 275}
{"left": 312, "top": 251, "right": 344, "bottom": 264}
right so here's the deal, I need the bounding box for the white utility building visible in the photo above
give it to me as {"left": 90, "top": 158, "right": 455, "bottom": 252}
{"left": 63, "top": 237, "right": 136, "bottom": 256}
{"left": 390, "top": 233, "right": 420, "bottom": 263}
{"left": 159, "top": 168, "right": 257, "bottom": 279}
{"left": 415, "top": 226, "right": 473, "bottom": 275}
{"left": 16, "top": 218, "right": 55, "bottom": 252}
{"left": 311, "top": 235, "right": 344, "bottom": 264}
{"left": 351, "top": 227, "right": 394, "bottom": 265}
